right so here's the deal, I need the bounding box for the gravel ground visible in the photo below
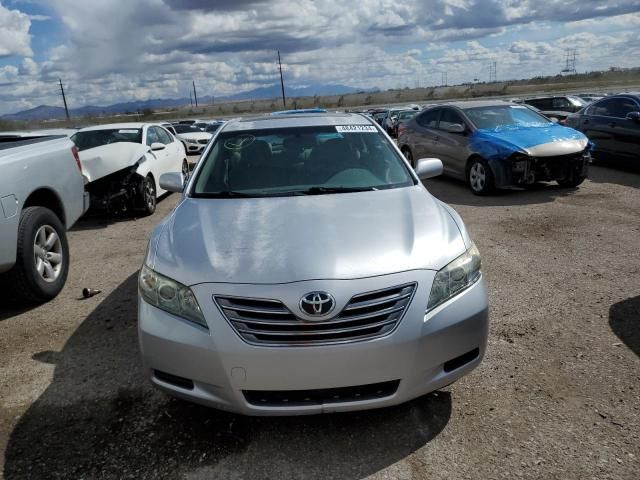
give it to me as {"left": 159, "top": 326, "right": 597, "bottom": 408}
{"left": 0, "top": 163, "right": 638, "bottom": 480}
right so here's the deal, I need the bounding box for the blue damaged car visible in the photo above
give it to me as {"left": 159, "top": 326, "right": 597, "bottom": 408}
{"left": 398, "top": 100, "right": 591, "bottom": 195}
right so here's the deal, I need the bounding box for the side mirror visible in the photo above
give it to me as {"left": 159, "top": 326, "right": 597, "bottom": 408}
{"left": 151, "top": 142, "right": 166, "bottom": 151}
{"left": 549, "top": 117, "right": 559, "bottom": 123}
{"left": 446, "top": 123, "right": 465, "bottom": 134}
{"left": 626, "top": 111, "right": 640, "bottom": 122}
{"left": 159, "top": 172, "right": 184, "bottom": 193}
{"left": 415, "top": 158, "right": 443, "bottom": 179}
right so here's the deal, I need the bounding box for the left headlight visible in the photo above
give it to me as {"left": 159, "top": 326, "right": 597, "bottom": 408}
{"left": 427, "top": 243, "right": 482, "bottom": 312}
{"left": 186, "top": 138, "right": 199, "bottom": 144}
{"left": 139, "top": 265, "right": 207, "bottom": 328}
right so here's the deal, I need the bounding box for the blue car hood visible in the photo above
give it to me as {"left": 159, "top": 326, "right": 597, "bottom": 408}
{"left": 470, "top": 123, "right": 589, "bottom": 159}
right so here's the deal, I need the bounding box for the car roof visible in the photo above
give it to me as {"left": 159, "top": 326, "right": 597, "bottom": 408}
{"left": 78, "top": 122, "right": 150, "bottom": 131}
{"left": 222, "top": 113, "right": 375, "bottom": 132}
{"left": 436, "top": 100, "right": 515, "bottom": 109}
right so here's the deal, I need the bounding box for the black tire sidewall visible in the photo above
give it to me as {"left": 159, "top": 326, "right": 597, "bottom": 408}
{"left": 15, "top": 207, "right": 69, "bottom": 302}
{"left": 402, "top": 148, "right": 415, "bottom": 168}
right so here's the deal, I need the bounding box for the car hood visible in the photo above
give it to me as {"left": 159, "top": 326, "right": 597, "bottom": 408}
{"left": 150, "top": 186, "right": 467, "bottom": 286}
{"left": 79, "top": 142, "right": 148, "bottom": 182}
{"left": 471, "top": 123, "right": 589, "bottom": 159}
{"left": 178, "top": 132, "right": 212, "bottom": 141}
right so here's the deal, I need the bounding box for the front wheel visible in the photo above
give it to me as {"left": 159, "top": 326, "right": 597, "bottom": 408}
{"left": 557, "top": 175, "right": 586, "bottom": 188}
{"left": 3, "top": 207, "right": 69, "bottom": 304}
{"left": 181, "top": 160, "right": 189, "bottom": 180}
{"left": 402, "top": 147, "right": 415, "bottom": 168}
{"left": 139, "top": 175, "right": 156, "bottom": 216}
{"left": 467, "top": 158, "right": 495, "bottom": 195}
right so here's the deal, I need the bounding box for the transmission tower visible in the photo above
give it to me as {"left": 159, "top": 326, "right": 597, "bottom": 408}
{"left": 562, "top": 49, "right": 577, "bottom": 74}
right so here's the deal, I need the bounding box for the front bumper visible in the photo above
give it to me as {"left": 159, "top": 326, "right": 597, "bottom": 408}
{"left": 185, "top": 143, "right": 205, "bottom": 154}
{"left": 490, "top": 150, "right": 590, "bottom": 188}
{"left": 138, "top": 270, "right": 489, "bottom": 415}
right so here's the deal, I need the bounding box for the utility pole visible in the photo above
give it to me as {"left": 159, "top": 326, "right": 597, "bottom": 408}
{"left": 58, "top": 79, "right": 70, "bottom": 121}
{"left": 192, "top": 80, "right": 198, "bottom": 107}
{"left": 189, "top": 90, "right": 193, "bottom": 107}
{"left": 277, "top": 50, "right": 286, "bottom": 109}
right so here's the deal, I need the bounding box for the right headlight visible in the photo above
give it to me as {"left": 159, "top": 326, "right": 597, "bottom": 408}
{"left": 427, "top": 243, "right": 481, "bottom": 311}
{"left": 138, "top": 265, "right": 207, "bottom": 328}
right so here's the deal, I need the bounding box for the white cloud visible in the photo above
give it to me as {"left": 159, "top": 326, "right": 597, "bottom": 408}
{"left": 0, "top": 1, "right": 32, "bottom": 57}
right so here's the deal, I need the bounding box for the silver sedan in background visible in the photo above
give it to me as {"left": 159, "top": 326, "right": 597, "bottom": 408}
{"left": 138, "top": 113, "right": 489, "bottom": 415}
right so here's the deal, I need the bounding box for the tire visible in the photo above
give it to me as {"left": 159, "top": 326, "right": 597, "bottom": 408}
{"left": 467, "top": 157, "right": 495, "bottom": 195}
{"left": 181, "top": 160, "right": 189, "bottom": 180}
{"left": 401, "top": 147, "right": 415, "bottom": 168}
{"left": 557, "top": 175, "right": 586, "bottom": 188}
{"left": 139, "top": 175, "right": 156, "bottom": 216}
{"left": 4, "top": 207, "right": 69, "bottom": 304}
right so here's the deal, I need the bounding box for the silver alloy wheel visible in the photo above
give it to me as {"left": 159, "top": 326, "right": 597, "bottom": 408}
{"left": 145, "top": 178, "right": 156, "bottom": 210}
{"left": 33, "top": 225, "right": 63, "bottom": 283}
{"left": 469, "top": 162, "right": 486, "bottom": 192}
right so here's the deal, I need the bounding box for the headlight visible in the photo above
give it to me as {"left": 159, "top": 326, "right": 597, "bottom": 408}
{"left": 186, "top": 138, "right": 199, "bottom": 144}
{"left": 139, "top": 265, "right": 207, "bottom": 328}
{"left": 427, "top": 243, "right": 481, "bottom": 311}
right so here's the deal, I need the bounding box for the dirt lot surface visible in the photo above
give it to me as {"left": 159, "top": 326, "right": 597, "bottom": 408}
{"left": 1, "top": 164, "right": 638, "bottom": 479}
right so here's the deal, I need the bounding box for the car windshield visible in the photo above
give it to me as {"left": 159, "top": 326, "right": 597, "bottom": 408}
{"left": 173, "top": 124, "right": 201, "bottom": 134}
{"left": 191, "top": 125, "right": 415, "bottom": 197}
{"left": 398, "top": 111, "right": 417, "bottom": 120}
{"left": 70, "top": 128, "right": 142, "bottom": 151}
{"left": 205, "top": 124, "right": 221, "bottom": 133}
{"left": 463, "top": 105, "right": 552, "bottom": 130}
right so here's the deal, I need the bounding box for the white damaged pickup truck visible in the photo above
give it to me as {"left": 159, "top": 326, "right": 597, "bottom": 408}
{"left": 0, "top": 134, "right": 88, "bottom": 303}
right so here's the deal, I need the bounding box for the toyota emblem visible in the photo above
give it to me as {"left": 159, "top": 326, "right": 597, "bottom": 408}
{"left": 299, "top": 291, "right": 335, "bottom": 317}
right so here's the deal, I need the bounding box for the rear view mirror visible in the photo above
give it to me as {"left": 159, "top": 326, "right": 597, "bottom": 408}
{"left": 626, "top": 111, "right": 640, "bottom": 122}
{"left": 446, "top": 123, "right": 465, "bottom": 134}
{"left": 151, "top": 142, "right": 166, "bottom": 151}
{"left": 415, "top": 158, "right": 443, "bottom": 179}
{"left": 159, "top": 172, "right": 184, "bottom": 193}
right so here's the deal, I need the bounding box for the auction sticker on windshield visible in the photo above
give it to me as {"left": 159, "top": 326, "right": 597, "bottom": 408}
{"left": 336, "top": 125, "right": 377, "bottom": 133}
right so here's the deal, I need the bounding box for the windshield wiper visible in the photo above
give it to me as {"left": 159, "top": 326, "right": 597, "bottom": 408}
{"left": 193, "top": 191, "right": 260, "bottom": 198}
{"left": 297, "top": 186, "right": 378, "bottom": 195}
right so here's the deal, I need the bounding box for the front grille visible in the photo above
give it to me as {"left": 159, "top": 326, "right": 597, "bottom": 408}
{"left": 214, "top": 283, "right": 416, "bottom": 346}
{"left": 198, "top": 139, "right": 209, "bottom": 144}
{"left": 243, "top": 380, "right": 400, "bottom": 407}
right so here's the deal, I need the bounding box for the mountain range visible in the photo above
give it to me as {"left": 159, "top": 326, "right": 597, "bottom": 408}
{"left": 1, "top": 83, "right": 371, "bottom": 121}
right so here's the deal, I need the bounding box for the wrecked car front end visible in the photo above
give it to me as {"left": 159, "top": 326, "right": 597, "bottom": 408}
{"left": 470, "top": 124, "right": 591, "bottom": 188}
{"left": 79, "top": 142, "right": 151, "bottom": 214}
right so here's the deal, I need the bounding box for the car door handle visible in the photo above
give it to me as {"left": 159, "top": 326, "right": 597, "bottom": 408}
{"left": 433, "top": 135, "right": 439, "bottom": 142}
{"left": 582, "top": 119, "right": 589, "bottom": 125}
{"left": 608, "top": 122, "right": 616, "bottom": 128}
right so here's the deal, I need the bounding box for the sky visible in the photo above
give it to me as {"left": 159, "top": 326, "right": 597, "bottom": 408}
{"left": 0, "top": 0, "right": 639, "bottom": 115}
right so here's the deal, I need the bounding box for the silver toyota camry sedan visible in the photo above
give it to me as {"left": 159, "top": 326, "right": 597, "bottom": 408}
{"left": 138, "top": 112, "right": 489, "bottom": 415}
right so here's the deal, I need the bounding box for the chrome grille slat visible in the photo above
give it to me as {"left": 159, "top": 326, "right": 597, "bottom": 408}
{"left": 345, "top": 290, "right": 412, "bottom": 311}
{"left": 214, "top": 282, "right": 416, "bottom": 346}
{"left": 229, "top": 304, "right": 405, "bottom": 327}
{"left": 235, "top": 318, "right": 397, "bottom": 337}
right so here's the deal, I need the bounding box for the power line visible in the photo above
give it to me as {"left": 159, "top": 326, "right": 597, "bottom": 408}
{"left": 277, "top": 50, "right": 286, "bottom": 109}
{"left": 58, "top": 79, "right": 70, "bottom": 121}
